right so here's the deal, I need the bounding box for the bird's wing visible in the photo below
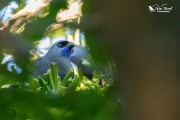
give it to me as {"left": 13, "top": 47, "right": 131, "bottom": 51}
{"left": 32, "top": 57, "right": 51, "bottom": 78}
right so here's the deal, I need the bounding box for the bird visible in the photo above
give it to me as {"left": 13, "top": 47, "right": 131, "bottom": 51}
{"left": 32, "top": 40, "right": 74, "bottom": 80}
{"left": 66, "top": 42, "right": 94, "bottom": 79}
{"left": 148, "top": 6, "right": 155, "bottom": 12}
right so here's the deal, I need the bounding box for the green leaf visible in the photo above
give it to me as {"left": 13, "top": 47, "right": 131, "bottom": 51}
{"left": 81, "top": 58, "right": 91, "bottom": 67}
{"left": 29, "top": 77, "right": 40, "bottom": 91}
{"left": 49, "top": 62, "right": 59, "bottom": 89}
{"left": 63, "top": 75, "right": 79, "bottom": 96}
{"left": 61, "top": 68, "right": 73, "bottom": 86}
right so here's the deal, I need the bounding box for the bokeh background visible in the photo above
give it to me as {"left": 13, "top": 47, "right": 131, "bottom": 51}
{"left": 82, "top": 0, "right": 180, "bottom": 120}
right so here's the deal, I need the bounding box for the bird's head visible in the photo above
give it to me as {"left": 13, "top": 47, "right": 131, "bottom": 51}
{"left": 61, "top": 43, "right": 75, "bottom": 57}
{"left": 45, "top": 40, "right": 74, "bottom": 60}
{"left": 68, "top": 44, "right": 89, "bottom": 65}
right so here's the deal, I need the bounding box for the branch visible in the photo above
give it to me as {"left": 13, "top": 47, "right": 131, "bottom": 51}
{"left": 0, "top": 0, "right": 51, "bottom": 32}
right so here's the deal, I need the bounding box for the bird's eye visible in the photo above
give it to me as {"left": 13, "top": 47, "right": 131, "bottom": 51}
{"left": 56, "top": 41, "right": 69, "bottom": 48}
{"left": 57, "top": 43, "right": 63, "bottom": 48}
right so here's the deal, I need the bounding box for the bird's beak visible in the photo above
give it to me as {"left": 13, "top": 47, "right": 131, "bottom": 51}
{"left": 66, "top": 43, "right": 74, "bottom": 50}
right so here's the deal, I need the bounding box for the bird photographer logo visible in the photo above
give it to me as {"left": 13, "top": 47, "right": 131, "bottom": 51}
{"left": 148, "top": 4, "right": 173, "bottom": 13}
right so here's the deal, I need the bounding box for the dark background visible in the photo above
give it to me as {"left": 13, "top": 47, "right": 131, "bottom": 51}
{"left": 82, "top": 0, "right": 180, "bottom": 120}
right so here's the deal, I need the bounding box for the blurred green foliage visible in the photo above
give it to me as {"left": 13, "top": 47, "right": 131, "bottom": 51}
{"left": 0, "top": 0, "right": 122, "bottom": 120}
{"left": 0, "top": 63, "right": 119, "bottom": 120}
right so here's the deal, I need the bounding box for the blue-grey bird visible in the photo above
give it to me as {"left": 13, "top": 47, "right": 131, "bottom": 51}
{"left": 63, "top": 42, "right": 94, "bottom": 79}
{"left": 32, "top": 40, "right": 74, "bottom": 80}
